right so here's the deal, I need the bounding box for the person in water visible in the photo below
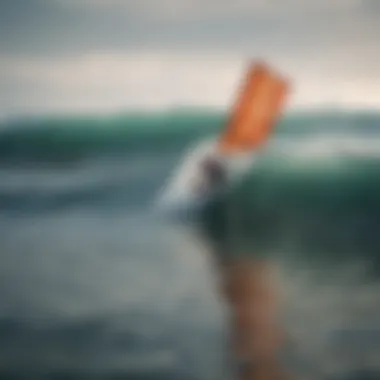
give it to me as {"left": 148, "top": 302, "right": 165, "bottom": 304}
{"left": 161, "top": 61, "right": 292, "bottom": 379}
{"left": 197, "top": 155, "right": 289, "bottom": 380}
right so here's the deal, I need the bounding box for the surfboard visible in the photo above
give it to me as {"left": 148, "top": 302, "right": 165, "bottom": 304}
{"left": 218, "top": 61, "right": 289, "bottom": 154}
{"left": 155, "top": 62, "right": 289, "bottom": 215}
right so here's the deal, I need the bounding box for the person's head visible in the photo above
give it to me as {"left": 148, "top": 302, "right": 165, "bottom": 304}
{"left": 201, "top": 156, "right": 226, "bottom": 187}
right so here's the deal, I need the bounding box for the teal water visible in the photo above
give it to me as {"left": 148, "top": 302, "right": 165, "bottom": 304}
{"left": 0, "top": 109, "right": 380, "bottom": 379}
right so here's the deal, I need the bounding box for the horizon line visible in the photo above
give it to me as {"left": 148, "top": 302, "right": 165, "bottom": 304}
{"left": 2, "top": 103, "right": 380, "bottom": 123}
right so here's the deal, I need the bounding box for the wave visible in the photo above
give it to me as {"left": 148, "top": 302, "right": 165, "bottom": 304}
{"left": 0, "top": 111, "right": 224, "bottom": 165}
{"left": 0, "top": 109, "right": 379, "bottom": 164}
{"left": 1, "top": 109, "right": 380, "bottom": 269}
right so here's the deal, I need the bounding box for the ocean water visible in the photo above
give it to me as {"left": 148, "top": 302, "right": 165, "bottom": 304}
{"left": 0, "top": 110, "right": 380, "bottom": 380}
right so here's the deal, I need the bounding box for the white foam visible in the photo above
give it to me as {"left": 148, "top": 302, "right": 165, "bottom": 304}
{"left": 270, "top": 134, "right": 380, "bottom": 160}
{"left": 154, "top": 137, "right": 257, "bottom": 213}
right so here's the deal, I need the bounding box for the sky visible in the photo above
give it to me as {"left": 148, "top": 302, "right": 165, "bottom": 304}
{"left": 0, "top": 0, "right": 379, "bottom": 116}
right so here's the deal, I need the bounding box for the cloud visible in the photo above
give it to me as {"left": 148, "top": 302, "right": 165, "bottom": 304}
{"left": 1, "top": 0, "right": 378, "bottom": 56}
{"left": 0, "top": 0, "right": 379, "bottom": 114}
{"left": 54, "top": 0, "right": 362, "bottom": 16}
{"left": 0, "top": 52, "right": 242, "bottom": 115}
{"left": 1, "top": 50, "right": 380, "bottom": 116}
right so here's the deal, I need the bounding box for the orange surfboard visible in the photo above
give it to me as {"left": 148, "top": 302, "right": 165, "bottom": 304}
{"left": 218, "top": 62, "right": 289, "bottom": 154}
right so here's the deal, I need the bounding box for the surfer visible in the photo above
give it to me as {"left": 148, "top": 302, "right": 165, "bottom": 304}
{"left": 156, "top": 61, "right": 291, "bottom": 379}
{"left": 197, "top": 152, "right": 287, "bottom": 380}
{"left": 199, "top": 63, "right": 291, "bottom": 380}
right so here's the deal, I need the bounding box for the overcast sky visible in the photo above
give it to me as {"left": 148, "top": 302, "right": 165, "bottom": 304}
{"left": 0, "top": 0, "right": 379, "bottom": 116}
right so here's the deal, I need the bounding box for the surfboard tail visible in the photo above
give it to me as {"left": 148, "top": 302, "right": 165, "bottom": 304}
{"left": 218, "top": 61, "right": 290, "bottom": 155}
